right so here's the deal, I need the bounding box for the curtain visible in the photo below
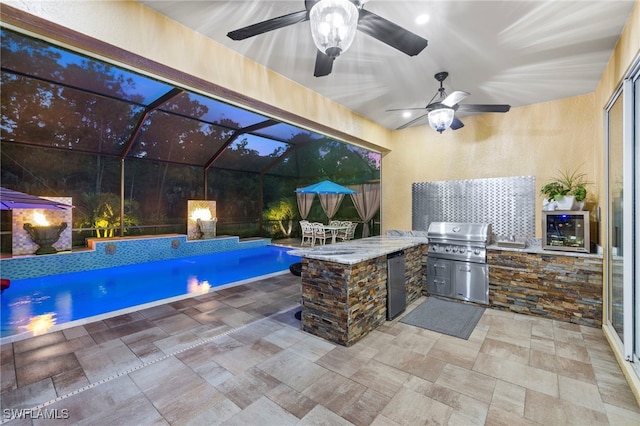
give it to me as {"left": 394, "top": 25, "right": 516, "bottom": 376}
{"left": 319, "top": 193, "right": 344, "bottom": 222}
{"left": 350, "top": 183, "right": 380, "bottom": 237}
{"left": 296, "top": 192, "right": 315, "bottom": 219}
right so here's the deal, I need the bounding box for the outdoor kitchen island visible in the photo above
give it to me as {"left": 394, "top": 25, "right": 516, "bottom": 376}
{"left": 288, "top": 236, "right": 428, "bottom": 346}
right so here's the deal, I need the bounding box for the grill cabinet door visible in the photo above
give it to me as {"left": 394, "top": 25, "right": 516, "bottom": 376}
{"left": 454, "top": 262, "right": 489, "bottom": 304}
{"left": 427, "top": 258, "right": 454, "bottom": 297}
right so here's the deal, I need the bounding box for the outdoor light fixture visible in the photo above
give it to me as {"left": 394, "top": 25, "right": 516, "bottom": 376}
{"left": 428, "top": 106, "right": 455, "bottom": 133}
{"left": 309, "top": 0, "right": 359, "bottom": 58}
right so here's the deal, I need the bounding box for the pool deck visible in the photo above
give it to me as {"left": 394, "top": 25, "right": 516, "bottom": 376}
{"left": 1, "top": 271, "right": 639, "bottom": 424}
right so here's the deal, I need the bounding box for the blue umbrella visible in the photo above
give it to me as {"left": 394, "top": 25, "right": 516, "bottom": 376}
{"left": 295, "top": 180, "right": 356, "bottom": 195}
{"left": 295, "top": 180, "right": 356, "bottom": 221}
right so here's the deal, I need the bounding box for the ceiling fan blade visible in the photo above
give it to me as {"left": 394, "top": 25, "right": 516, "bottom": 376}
{"left": 396, "top": 112, "right": 430, "bottom": 130}
{"left": 227, "top": 10, "right": 309, "bottom": 40}
{"left": 357, "top": 9, "right": 428, "bottom": 56}
{"left": 386, "top": 107, "right": 427, "bottom": 112}
{"left": 457, "top": 104, "right": 511, "bottom": 113}
{"left": 442, "top": 91, "right": 470, "bottom": 107}
{"left": 450, "top": 116, "right": 465, "bottom": 130}
{"left": 314, "top": 50, "right": 335, "bottom": 77}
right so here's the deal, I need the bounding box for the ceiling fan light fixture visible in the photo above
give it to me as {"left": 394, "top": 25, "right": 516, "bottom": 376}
{"left": 310, "top": 0, "right": 359, "bottom": 58}
{"left": 428, "top": 106, "right": 454, "bottom": 133}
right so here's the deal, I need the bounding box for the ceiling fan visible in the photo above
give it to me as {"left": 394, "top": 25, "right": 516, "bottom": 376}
{"left": 389, "top": 71, "right": 511, "bottom": 132}
{"left": 227, "top": 0, "right": 428, "bottom": 77}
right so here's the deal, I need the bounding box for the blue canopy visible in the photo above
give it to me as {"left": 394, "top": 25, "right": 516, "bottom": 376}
{"left": 295, "top": 180, "right": 357, "bottom": 222}
{"left": 295, "top": 180, "right": 356, "bottom": 194}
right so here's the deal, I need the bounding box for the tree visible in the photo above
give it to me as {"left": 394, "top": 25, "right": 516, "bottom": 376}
{"left": 263, "top": 198, "right": 297, "bottom": 237}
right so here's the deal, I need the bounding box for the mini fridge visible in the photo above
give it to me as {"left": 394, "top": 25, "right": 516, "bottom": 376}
{"left": 387, "top": 250, "right": 406, "bottom": 320}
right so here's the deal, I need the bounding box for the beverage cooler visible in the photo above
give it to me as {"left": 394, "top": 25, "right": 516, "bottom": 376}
{"left": 542, "top": 210, "right": 590, "bottom": 253}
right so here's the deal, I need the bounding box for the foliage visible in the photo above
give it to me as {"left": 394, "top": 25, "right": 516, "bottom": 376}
{"left": 540, "top": 166, "right": 590, "bottom": 202}
{"left": 263, "top": 198, "right": 297, "bottom": 237}
{"left": 573, "top": 184, "right": 587, "bottom": 202}
{"left": 76, "top": 192, "right": 141, "bottom": 238}
{"left": 540, "top": 181, "right": 569, "bottom": 201}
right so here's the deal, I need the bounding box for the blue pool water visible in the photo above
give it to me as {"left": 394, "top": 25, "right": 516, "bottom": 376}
{"left": 0, "top": 245, "right": 300, "bottom": 339}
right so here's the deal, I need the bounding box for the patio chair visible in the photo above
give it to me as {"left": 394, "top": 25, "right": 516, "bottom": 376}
{"left": 312, "top": 222, "right": 329, "bottom": 245}
{"left": 348, "top": 222, "right": 358, "bottom": 240}
{"left": 300, "top": 221, "right": 314, "bottom": 246}
{"left": 336, "top": 221, "right": 351, "bottom": 241}
{"left": 339, "top": 222, "right": 357, "bottom": 241}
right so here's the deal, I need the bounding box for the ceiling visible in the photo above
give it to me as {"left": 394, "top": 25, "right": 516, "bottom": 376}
{"left": 138, "top": 1, "right": 635, "bottom": 130}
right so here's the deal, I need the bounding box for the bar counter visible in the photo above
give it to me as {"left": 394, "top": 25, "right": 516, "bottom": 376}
{"left": 288, "top": 235, "right": 428, "bottom": 264}
{"left": 289, "top": 236, "right": 428, "bottom": 346}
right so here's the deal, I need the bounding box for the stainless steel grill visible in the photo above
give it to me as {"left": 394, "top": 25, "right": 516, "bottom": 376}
{"left": 427, "top": 222, "right": 492, "bottom": 263}
{"left": 426, "top": 222, "right": 492, "bottom": 305}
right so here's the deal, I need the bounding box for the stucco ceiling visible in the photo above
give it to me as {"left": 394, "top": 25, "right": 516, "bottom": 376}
{"left": 138, "top": 0, "right": 636, "bottom": 130}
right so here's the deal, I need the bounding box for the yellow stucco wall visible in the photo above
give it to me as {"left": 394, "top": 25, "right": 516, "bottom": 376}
{"left": 381, "top": 1, "right": 639, "bottom": 240}
{"left": 382, "top": 93, "right": 598, "bottom": 237}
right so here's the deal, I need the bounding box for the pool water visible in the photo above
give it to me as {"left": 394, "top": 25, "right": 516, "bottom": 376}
{"left": 0, "top": 245, "right": 300, "bottom": 339}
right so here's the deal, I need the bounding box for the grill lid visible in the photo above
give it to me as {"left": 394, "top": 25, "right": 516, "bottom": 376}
{"left": 427, "top": 222, "right": 492, "bottom": 244}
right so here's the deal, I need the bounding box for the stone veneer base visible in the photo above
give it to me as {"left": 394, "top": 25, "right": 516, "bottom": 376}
{"left": 301, "top": 244, "right": 426, "bottom": 346}
{"left": 488, "top": 249, "right": 603, "bottom": 327}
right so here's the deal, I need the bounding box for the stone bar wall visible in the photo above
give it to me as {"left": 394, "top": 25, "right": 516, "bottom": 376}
{"left": 405, "top": 243, "right": 428, "bottom": 302}
{"left": 488, "top": 249, "right": 603, "bottom": 327}
{"left": 301, "top": 244, "right": 425, "bottom": 346}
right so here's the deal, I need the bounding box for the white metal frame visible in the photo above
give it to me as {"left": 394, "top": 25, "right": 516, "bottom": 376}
{"left": 621, "top": 77, "right": 634, "bottom": 362}
{"left": 629, "top": 64, "right": 640, "bottom": 369}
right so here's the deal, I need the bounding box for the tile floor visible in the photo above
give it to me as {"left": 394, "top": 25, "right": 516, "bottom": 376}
{"left": 1, "top": 272, "right": 639, "bottom": 425}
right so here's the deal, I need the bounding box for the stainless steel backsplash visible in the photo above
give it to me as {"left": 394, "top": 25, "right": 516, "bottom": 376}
{"left": 412, "top": 176, "right": 536, "bottom": 240}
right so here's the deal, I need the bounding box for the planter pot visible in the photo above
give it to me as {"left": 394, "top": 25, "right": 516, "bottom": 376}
{"left": 542, "top": 198, "right": 558, "bottom": 211}
{"left": 543, "top": 196, "right": 584, "bottom": 211}
{"left": 556, "top": 195, "right": 577, "bottom": 210}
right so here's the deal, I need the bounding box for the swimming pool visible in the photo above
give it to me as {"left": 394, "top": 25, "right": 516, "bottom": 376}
{"left": 0, "top": 245, "right": 300, "bottom": 340}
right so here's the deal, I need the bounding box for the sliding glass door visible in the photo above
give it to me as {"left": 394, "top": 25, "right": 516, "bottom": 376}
{"left": 606, "top": 58, "right": 639, "bottom": 367}
{"left": 606, "top": 91, "right": 624, "bottom": 343}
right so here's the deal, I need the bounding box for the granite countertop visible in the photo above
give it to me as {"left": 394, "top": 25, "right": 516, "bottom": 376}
{"left": 288, "top": 235, "right": 428, "bottom": 265}
{"left": 487, "top": 238, "right": 603, "bottom": 258}
{"left": 289, "top": 233, "right": 602, "bottom": 264}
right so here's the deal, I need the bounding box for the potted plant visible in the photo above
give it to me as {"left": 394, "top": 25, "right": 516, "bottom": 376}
{"left": 540, "top": 166, "right": 590, "bottom": 211}
{"left": 572, "top": 182, "right": 588, "bottom": 209}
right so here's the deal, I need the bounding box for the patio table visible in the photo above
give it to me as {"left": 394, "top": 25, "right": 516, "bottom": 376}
{"left": 323, "top": 224, "right": 349, "bottom": 244}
